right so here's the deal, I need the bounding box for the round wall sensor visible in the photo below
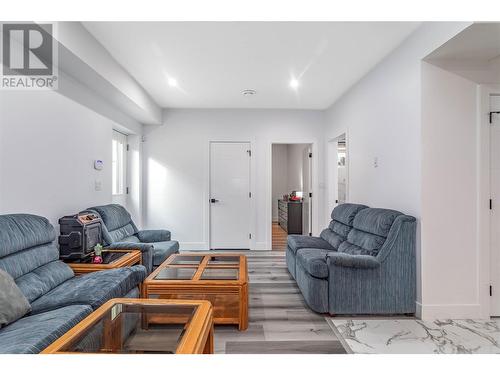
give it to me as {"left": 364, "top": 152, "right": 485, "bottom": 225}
{"left": 242, "top": 89, "right": 256, "bottom": 96}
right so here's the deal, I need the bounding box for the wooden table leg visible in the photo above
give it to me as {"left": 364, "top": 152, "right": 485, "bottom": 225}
{"left": 203, "top": 323, "right": 214, "bottom": 354}
{"left": 238, "top": 283, "right": 249, "bottom": 331}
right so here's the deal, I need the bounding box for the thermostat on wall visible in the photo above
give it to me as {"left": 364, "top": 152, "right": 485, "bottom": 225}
{"left": 94, "top": 160, "right": 104, "bottom": 170}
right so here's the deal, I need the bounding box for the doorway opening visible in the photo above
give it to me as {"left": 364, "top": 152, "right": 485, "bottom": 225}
{"left": 336, "top": 135, "right": 348, "bottom": 205}
{"left": 271, "top": 143, "right": 312, "bottom": 251}
{"left": 328, "top": 133, "right": 348, "bottom": 217}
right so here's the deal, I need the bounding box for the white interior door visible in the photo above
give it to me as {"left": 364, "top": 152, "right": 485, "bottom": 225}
{"left": 302, "top": 146, "right": 312, "bottom": 235}
{"left": 490, "top": 95, "right": 500, "bottom": 316}
{"left": 210, "top": 142, "right": 251, "bottom": 249}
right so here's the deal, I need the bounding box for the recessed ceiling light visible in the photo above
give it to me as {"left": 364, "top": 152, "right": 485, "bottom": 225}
{"left": 168, "top": 77, "right": 178, "bottom": 87}
{"left": 242, "top": 89, "right": 256, "bottom": 96}
{"left": 290, "top": 78, "right": 299, "bottom": 89}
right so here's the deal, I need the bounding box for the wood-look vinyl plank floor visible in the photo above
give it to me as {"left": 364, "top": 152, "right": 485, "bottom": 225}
{"left": 210, "top": 251, "right": 346, "bottom": 354}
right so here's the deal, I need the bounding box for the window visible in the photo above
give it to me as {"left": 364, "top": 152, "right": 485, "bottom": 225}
{"left": 112, "top": 130, "right": 127, "bottom": 195}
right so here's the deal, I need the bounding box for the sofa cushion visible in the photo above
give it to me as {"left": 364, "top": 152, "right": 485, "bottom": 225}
{"left": 122, "top": 235, "right": 140, "bottom": 242}
{"left": 296, "top": 249, "right": 334, "bottom": 279}
{"left": 320, "top": 224, "right": 348, "bottom": 249}
{"left": 107, "top": 224, "right": 137, "bottom": 244}
{"left": 353, "top": 208, "right": 402, "bottom": 237}
{"left": 338, "top": 233, "right": 386, "bottom": 256}
{"left": 152, "top": 241, "right": 180, "bottom": 266}
{"left": 287, "top": 235, "right": 334, "bottom": 255}
{"left": 0, "top": 214, "right": 55, "bottom": 258}
{"left": 338, "top": 208, "right": 402, "bottom": 257}
{"left": 0, "top": 269, "right": 31, "bottom": 327}
{"left": 319, "top": 204, "right": 368, "bottom": 249}
{"left": 15, "top": 261, "right": 75, "bottom": 303}
{"left": 138, "top": 230, "right": 171, "bottom": 243}
{"left": 0, "top": 241, "right": 75, "bottom": 303}
{"left": 0, "top": 241, "right": 60, "bottom": 280}
{"left": 87, "top": 204, "right": 139, "bottom": 245}
{"left": 331, "top": 203, "right": 368, "bottom": 226}
{"left": 30, "top": 265, "right": 147, "bottom": 314}
{"left": 88, "top": 204, "right": 132, "bottom": 231}
{"left": 0, "top": 305, "right": 92, "bottom": 354}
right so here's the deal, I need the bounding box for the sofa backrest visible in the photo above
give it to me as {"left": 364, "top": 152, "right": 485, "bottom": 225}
{"left": 86, "top": 204, "right": 138, "bottom": 245}
{"left": 0, "top": 214, "right": 74, "bottom": 303}
{"left": 338, "top": 208, "right": 402, "bottom": 256}
{"left": 320, "top": 203, "right": 368, "bottom": 249}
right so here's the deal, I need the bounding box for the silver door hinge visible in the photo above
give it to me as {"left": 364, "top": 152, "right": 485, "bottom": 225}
{"left": 309, "top": 152, "right": 312, "bottom": 158}
{"left": 247, "top": 150, "right": 251, "bottom": 157}
{"left": 249, "top": 233, "right": 252, "bottom": 239}
{"left": 126, "top": 144, "right": 130, "bottom": 151}
{"left": 249, "top": 192, "right": 252, "bottom": 198}
{"left": 126, "top": 187, "right": 129, "bottom": 195}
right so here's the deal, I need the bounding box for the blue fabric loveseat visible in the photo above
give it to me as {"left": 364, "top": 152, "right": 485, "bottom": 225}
{"left": 0, "top": 214, "right": 146, "bottom": 353}
{"left": 86, "top": 204, "right": 179, "bottom": 271}
{"left": 286, "top": 203, "right": 416, "bottom": 315}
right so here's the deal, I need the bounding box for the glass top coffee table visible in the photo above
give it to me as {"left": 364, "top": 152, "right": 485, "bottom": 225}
{"left": 144, "top": 253, "right": 248, "bottom": 330}
{"left": 42, "top": 298, "right": 214, "bottom": 354}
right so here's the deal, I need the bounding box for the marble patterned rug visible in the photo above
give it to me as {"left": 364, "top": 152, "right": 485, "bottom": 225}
{"left": 327, "top": 318, "right": 500, "bottom": 354}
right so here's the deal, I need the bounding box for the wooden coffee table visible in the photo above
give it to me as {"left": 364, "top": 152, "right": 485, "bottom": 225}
{"left": 143, "top": 253, "right": 248, "bottom": 330}
{"left": 42, "top": 298, "right": 214, "bottom": 354}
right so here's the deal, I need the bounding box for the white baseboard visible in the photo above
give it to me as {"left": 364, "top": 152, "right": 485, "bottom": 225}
{"left": 252, "top": 242, "right": 269, "bottom": 250}
{"left": 417, "top": 302, "right": 484, "bottom": 320}
{"left": 179, "top": 242, "right": 209, "bottom": 251}
{"left": 179, "top": 242, "right": 271, "bottom": 251}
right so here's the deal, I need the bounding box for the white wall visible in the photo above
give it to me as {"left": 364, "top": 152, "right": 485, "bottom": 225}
{"left": 0, "top": 90, "right": 117, "bottom": 228}
{"left": 143, "top": 109, "right": 325, "bottom": 250}
{"left": 421, "top": 63, "right": 481, "bottom": 318}
{"left": 272, "top": 144, "right": 288, "bottom": 221}
{"left": 323, "top": 22, "right": 471, "bottom": 316}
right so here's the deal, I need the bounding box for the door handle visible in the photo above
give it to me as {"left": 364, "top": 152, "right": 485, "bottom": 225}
{"left": 210, "top": 198, "right": 220, "bottom": 203}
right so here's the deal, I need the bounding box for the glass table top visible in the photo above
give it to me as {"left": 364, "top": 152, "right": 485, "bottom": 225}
{"left": 60, "top": 302, "right": 197, "bottom": 354}
{"left": 169, "top": 255, "right": 204, "bottom": 265}
{"left": 201, "top": 268, "right": 239, "bottom": 280}
{"left": 151, "top": 254, "right": 243, "bottom": 282}
{"left": 155, "top": 267, "right": 197, "bottom": 280}
{"left": 207, "top": 255, "right": 240, "bottom": 265}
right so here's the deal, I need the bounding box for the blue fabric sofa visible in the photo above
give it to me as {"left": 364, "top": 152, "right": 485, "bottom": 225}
{"left": 286, "top": 203, "right": 416, "bottom": 315}
{"left": 86, "top": 204, "right": 179, "bottom": 271}
{"left": 0, "top": 214, "right": 146, "bottom": 353}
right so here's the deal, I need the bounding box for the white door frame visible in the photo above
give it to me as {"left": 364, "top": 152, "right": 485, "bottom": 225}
{"left": 267, "top": 140, "right": 318, "bottom": 250}
{"left": 478, "top": 84, "right": 500, "bottom": 317}
{"left": 327, "top": 131, "right": 349, "bottom": 221}
{"left": 207, "top": 140, "right": 255, "bottom": 250}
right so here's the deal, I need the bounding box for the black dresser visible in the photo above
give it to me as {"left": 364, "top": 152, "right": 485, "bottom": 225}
{"left": 278, "top": 199, "right": 303, "bottom": 234}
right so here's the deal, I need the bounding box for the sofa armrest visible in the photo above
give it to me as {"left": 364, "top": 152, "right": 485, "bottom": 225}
{"left": 137, "top": 229, "right": 171, "bottom": 243}
{"left": 107, "top": 242, "right": 154, "bottom": 274}
{"left": 327, "top": 252, "right": 380, "bottom": 269}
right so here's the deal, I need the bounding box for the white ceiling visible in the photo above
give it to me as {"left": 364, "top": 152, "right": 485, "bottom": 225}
{"left": 83, "top": 22, "right": 420, "bottom": 109}
{"left": 425, "top": 23, "right": 500, "bottom": 84}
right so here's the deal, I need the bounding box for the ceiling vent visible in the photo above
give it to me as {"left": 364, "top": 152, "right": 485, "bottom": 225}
{"left": 242, "top": 89, "right": 256, "bottom": 96}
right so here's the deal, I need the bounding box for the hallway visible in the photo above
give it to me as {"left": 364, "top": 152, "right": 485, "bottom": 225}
{"left": 272, "top": 222, "right": 287, "bottom": 251}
